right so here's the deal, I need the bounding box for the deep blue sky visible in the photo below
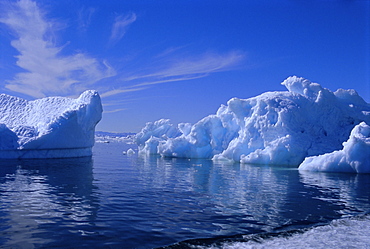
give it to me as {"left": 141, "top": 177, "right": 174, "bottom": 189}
{"left": 0, "top": 0, "right": 369, "bottom": 132}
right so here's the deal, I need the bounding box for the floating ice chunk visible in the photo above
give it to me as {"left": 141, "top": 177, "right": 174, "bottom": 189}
{"left": 0, "top": 90, "right": 102, "bottom": 158}
{"left": 299, "top": 122, "right": 370, "bottom": 173}
{"left": 135, "top": 119, "right": 181, "bottom": 146}
{"left": 126, "top": 148, "right": 136, "bottom": 155}
{"left": 135, "top": 76, "right": 370, "bottom": 166}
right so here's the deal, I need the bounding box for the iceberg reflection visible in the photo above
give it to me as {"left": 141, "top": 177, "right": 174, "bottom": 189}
{"left": 299, "top": 170, "right": 370, "bottom": 216}
{"left": 1, "top": 145, "right": 370, "bottom": 248}
{"left": 0, "top": 157, "right": 98, "bottom": 248}
{"left": 134, "top": 156, "right": 370, "bottom": 237}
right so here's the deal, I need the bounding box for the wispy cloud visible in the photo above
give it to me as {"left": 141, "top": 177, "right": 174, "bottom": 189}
{"left": 103, "top": 50, "right": 245, "bottom": 97}
{"left": 103, "top": 108, "right": 128, "bottom": 114}
{"left": 109, "top": 12, "right": 136, "bottom": 46}
{"left": 0, "top": 0, "right": 245, "bottom": 107}
{"left": 78, "top": 6, "right": 96, "bottom": 31}
{"left": 100, "top": 86, "right": 146, "bottom": 98}
{"left": 136, "top": 51, "right": 245, "bottom": 82}
{"left": 0, "top": 0, "right": 114, "bottom": 98}
{"left": 100, "top": 49, "right": 246, "bottom": 112}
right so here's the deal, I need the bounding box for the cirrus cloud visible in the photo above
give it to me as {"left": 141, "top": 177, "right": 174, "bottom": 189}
{"left": 0, "top": 0, "right": 115, "bottom": 98}
{"left": 0, "top": 0, "right": 246, "bottom": 107}
{"left": 109, "top": 12, "right": 137, "bottom": 46}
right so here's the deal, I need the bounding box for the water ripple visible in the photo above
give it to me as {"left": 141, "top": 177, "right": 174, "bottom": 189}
{"left": 0, "top": 143, "right": 369, "bottom": 248}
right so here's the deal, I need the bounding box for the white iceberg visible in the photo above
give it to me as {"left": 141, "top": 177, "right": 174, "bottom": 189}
{"left": 135, "top": 76, "right": 370, "bottom": 167}
{"left": 123, "top": 148, "right": 136, "bottom": 155}
{"left": 0, "top": 90, "right": 102, "bottom": 158}
{"left": 299, "top": 122, "right": 370, "bottom": 173}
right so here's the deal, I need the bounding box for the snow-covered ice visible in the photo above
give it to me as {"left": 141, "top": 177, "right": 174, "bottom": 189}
{"left": 135, "top": 76, "right": 370, "bottom": 170}
{"left": 299, "top": 122, "right": 370, "bottom": 173}
{"left": 0, "top": 90, "right": 102, "bottom": 158}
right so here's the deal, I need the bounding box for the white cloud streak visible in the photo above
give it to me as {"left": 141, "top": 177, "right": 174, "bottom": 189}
{"left": 1, "top": 0, "right": 245, "bottom": 107}
{"left": 150, "top": 51, "right": 244, "bottom": 78}
{"left": 109, "top": 12, "right": 136, "bottom": 46}
{"left": 99, "top": 50, "right": 245, "bottom": 100}
{"left": 100, "top": 86, "right": 146, "bottom": 98}
{"left": 0, "top": 0, "right": 115, "bottom": 98}
{"left": 103, "top": 108, "right": 128, "bottom": 114}
{"left": 98, "top": 50, "right": 245, "bottom": 100}
{"left": 78, "top": 7, "right": 96, "bottom": 31}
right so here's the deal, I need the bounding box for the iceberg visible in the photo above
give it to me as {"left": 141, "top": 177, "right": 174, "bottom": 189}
{"left": 0, "top": 90, "right": 102, "bottom": 159}
{"left": 135, "top": 76, "right": 370, "bottom": 167}
{"left": 299, "top": 122, "right": 370, "bottom": 173}
{"left": 126, "top": 148, "right": 136, "bottom": 155}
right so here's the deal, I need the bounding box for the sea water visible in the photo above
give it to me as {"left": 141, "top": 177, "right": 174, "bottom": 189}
{"left": 0, "top": 140, "right": 370, "bottom": 248}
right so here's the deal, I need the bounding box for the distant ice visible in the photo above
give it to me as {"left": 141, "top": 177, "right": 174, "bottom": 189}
{"left": 0, "top": 90, "right": 102, "bottom": 158}
{"left": 135, "top": 76, "right": 370, "bottom": 170}
{"left": 126, "top": 148, "right": 136, "bottom": 155}
{"left": 121, "top": 148, "right": 136, "bottom": 155}
{"left": 95, "top": 131, "right": 135, "bottom": 144}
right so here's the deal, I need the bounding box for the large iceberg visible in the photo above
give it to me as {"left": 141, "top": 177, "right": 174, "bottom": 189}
{"left": 135, "top": 76, "right": 370, "bottom": 168}
{"left": 0, "top": 90, "right": 102, "bottom": 158}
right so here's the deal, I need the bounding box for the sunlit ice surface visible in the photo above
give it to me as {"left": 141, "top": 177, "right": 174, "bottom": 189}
{"left": 0, "top": 90, "right": 102, "bottom": 159}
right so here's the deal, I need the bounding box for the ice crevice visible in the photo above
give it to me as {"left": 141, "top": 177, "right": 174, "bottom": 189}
{"left": 135, "top": 76, "right": 370, "bottom": 173}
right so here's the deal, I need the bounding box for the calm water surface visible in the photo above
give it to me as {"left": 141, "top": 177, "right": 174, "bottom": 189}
{"left": 0, "top": 141, "right": 370, "bottom": 248}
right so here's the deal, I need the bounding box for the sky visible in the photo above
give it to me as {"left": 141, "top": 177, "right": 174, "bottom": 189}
{"left": 0, "top": 0, "right": 369, "bottom": 132}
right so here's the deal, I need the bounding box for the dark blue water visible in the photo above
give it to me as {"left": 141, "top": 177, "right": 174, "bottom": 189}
{"left": 1, "top": 141, "right": 370, "bottom": 248}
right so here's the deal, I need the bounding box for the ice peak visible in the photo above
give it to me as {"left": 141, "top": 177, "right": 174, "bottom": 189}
{"left": 281, "top": 76, "right": 324, "bottom": 99}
